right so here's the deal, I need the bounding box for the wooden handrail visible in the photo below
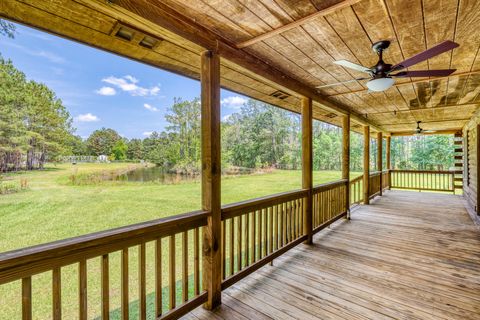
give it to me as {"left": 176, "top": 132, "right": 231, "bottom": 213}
{"left": 312, "top": 179, "right": 348, "bottom": 193}
{"left": 0, "top": 210, "right": 209, "bottom": 285}
{"left": 350, "top": 174, "right": 364, "bottom": 183}
{"left": 390, "top": 169, "right": 457, "bottom": 174}
{"left": 221, "top": 189, "right": 308, "bottom": 220}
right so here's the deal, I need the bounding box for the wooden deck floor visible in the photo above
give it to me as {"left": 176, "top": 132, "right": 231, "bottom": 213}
{"left": 182, "top": 190, "right": 480, "bottom": 320}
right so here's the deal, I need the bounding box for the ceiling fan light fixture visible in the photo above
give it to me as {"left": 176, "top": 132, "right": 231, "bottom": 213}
{"left": 366, "top": 77, "right": 395, "bottom": 92}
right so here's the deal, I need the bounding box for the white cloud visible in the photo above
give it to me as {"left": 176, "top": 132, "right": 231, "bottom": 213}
{"left": 143, "top": 131, "right": 153, "bottom": 136}
{"left": 76, "top": 113, "right": 99, "bottom": 122}
{"left": 143, "top": 103, "right": 159, "bottom": 112}
{"left": 96, "top": 86, "right": 117, "bottom": 96}
{"left": 102, "top": 75, "right": 160, "bottom": 96}
{"left": 221, "top": 96, "right": 247, "bottom": 109}
{"left": 222, "top": 114, "right": 232, "bottom": 122}
{"left": 35, "top": 50, "right": 65, "bottom": 64}
{"left": 3, "top": 42, "right": 65, "bottom": 64}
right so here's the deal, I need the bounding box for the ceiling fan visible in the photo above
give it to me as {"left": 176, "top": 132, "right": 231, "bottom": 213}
{"left": 414, "top": 121, "right": 435, "bottom": 135}
{"left": 318, "top": 40, "right": 459, "bottom": 92}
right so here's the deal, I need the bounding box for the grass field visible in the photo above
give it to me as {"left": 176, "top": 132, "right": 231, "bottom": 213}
{"left": 0, "top": 163, "right": 358, "bottom": 252}
{"left": 0, "top": 163, "right": 360, "bottom": 319}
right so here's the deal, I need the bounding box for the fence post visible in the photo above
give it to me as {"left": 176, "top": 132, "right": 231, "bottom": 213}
{"left": 201, "top": 50, "right": 222, "bottom": 310}
{"left": 342, "top": 114, "right": 350, "bottom": 218}
{"left": 363, "top": 126, "right": 370, "bottom": 204}
{"left": 302, "top": 97, "right": 313, "bottom": 244}
{"left": 377, "top": 132, "right": 383, "bottom": 196}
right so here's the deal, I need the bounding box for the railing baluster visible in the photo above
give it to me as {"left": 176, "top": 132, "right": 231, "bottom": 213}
{"left": 251, "top": 210, "right": 256, "bottom": 263}
{"left": 182, "top": 232, "right": 188, "bottom": 302}
{"left": 237, "top": 215, "right": 242, "bottom": 272}
{"left": 245, "top": 212, "right": 250, "bottom": 266}
{"left": 139, "top": 243, "right": 147, "bottom": 320}
{"left": 22, "top": 277, "right": 32, "bottom": 320}
{"left": 101, "top": 255, "right": 108, "bottom": 320}
{"left": 194, "top": 228, "right": 200, "bottom": 295}
{"left": 121, "top": 249, "right": 129, "bottom": 320}
{"left": 281, "top": 203, "right": 286, "bottom": 247}
{"left": 221, "top": 220, "right": 226, "bottom": 280}
{"left": 169, "top": 235, "right": 176, "bottom": 310}
{"left": 79, "top": 259, "right": 87, "bottom": 320}
{"left": 263, "top": 208, "right": 268, "bottom": 255}
{"left": 155, "top": 238, "right": 162, "bottom": 317}
{"left": 229, "top": 218, "right": 234, "bottom": 276}
{"left": 269, "top": 206, "right": 273, "bottom": 255}
{"left": 52, "top": 267, "right": 62, "bottom": 320}
{"left": 257, "top": 210, "right": 262, "bottom": 260}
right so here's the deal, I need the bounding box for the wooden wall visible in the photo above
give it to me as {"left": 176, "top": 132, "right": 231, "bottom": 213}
{"left": 462, "top": 113, "right": 480, "bottom": 213}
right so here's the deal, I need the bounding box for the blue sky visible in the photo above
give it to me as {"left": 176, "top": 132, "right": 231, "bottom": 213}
{"left": 0, "top": 23, "right": 248, "bottom": 139}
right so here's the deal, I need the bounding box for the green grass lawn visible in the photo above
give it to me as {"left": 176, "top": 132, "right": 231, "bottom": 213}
{"left": 0, "top": 163, "right": 360, "bottom": 319}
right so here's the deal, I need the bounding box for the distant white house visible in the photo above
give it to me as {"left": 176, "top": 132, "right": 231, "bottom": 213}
{"left": 98, "top": 155, "right": 109, "bottom": 163}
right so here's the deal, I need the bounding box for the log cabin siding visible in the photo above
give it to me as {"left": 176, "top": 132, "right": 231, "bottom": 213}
{"left": 462, "top": 115, "right": 480, "bottom": 213}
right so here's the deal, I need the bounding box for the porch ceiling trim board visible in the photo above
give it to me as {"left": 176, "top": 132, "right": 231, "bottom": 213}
{"left": 235, "top": 0, "right": 363, "bottom": 49}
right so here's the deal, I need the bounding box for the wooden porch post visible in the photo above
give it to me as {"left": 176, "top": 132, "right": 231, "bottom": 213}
{"left": 201, "top": 50, "right": 222, "bottom": 310}
{"left": 302, "top": 97, "right": 313, "bottom": 244}
{"left": 377, "top": 132, "right": 383, "bottom": 196}
{"left": 342, "top": 114, "right": 350, "bottom": 218}
{"left": 386, "top": 135, "right": 391, "bottom": 189}
{"left": 363, "top": 126, "right": 370, "bottom": 204}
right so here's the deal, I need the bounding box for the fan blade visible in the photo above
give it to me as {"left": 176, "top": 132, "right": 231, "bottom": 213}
{"left": 316, "top": 78, "right": 368, "bottom": 89}
{"left": 391, "top": 69, "right": 456, "bottom": 77}
{"left": 334, "top": 60, "right": 372, "bottom": 74}
{"left": 422, "top": 130, "right": 436, "bottom": 133}
{"left": 391, "top": 40, "right": 459, "bottom": 71}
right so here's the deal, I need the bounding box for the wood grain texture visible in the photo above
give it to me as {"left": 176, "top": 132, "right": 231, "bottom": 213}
{"left": 342, "top": 114, "right": 350, "bottom": 213}
{"left": 201, "top": 50, "right": 222, "bottom": 310}
{"left": 181, "top": 190, "right": 480, "bottom": 320}
{"left": 363, "top": 126, "right": 370, "bottom": 204}
{"left": 302, "top": 97, "right": 313, "bottom": 244}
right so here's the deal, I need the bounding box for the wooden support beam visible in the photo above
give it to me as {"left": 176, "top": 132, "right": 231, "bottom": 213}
{"left": 391, "top": 129, "right": 462, "bottom": 136}
{"left": 477, "top": 125, "right": 480, "bottom": 215}
{"left": 236, "top": 0, "right": 362, "bottom": 48}
{"left": 363, "top": 126, "right": 370, "bottom": 205}
{"left": 342, "top": 114, "right": 350, "bottom": 217}
{"left": 201, "top": 51, "right": 222, "bottom": 310}
{"left": 386, "top": 135, "right": 391, "bottom": 189}
{"left": 361, "top": 103, "right": 479, "bottom": 116}
{"left": 108, "top": 0, "right": 382, "bottom": 131}
{"left": 302, "top": 97, "right": 313, "bottom": 244}
{"left": 377, "top": 132, "right": 383, "bottom": 196}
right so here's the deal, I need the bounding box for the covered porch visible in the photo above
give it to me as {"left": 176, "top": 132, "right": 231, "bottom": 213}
{"left": 1, "top": 1, "right": 480, "bottom": 319}
{"left": 184, "top": 190, "right": 480, "bottom": 320}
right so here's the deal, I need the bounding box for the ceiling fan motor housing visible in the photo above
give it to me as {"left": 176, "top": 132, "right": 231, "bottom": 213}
{"left": 371, "top": 40, "right": 392, "bottom": 77}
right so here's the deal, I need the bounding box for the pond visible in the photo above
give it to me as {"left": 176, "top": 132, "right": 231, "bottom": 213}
{"left": 117, "top": 166, "right": 200, "bottom": 183}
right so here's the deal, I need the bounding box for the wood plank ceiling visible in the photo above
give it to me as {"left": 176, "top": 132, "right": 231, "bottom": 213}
{"left": 2, "top": 0, "right": 480, "bottom": 134}
{"left": 159, "top": 0, "right": 480, "bottom": 133}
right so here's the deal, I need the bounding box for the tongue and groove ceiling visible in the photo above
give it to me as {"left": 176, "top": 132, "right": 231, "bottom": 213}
{"left": 2, "top": 0, "right": 480, "bottom": 134}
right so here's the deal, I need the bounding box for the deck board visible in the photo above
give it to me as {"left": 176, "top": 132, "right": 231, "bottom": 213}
{"left": 182, "top": 190, "right": 480, "bottom": 319}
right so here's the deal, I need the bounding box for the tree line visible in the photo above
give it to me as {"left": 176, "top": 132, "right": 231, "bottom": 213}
{"left": 0, "top": 56, "right": 74, "bottom": 172}
{"left": 0, "top": 52, "right": 454, "bottom": 173}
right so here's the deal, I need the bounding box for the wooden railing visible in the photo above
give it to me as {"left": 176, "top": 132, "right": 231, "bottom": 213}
{"left": 220, "top": 189, "right": 308, "bottom": 289}
{"left": 368, "top": 171, "right": 382, "bottom": 198}
{"left": 390, "top": 169, "right": 456, "bottom": 193}
{"left": 0, "top": 211, "right": 208, "bottom": 320}
{"left": 0, "top": 180, "right": 352, "bottom": 319}
{"left": 349, "top": 175, "right": 364, "bottom": 205}
{"left": 312, "top": 179, "right": 348, "bottom": 232}
{"left": 382, "top": 170, "right": 389, "bottom": 190}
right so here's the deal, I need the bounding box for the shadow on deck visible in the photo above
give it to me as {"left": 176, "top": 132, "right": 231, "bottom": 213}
{"left": 183, "top": 190, "right": 480, "bottom": 319}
